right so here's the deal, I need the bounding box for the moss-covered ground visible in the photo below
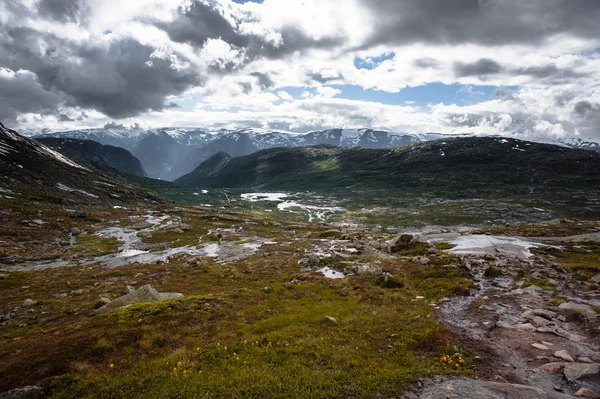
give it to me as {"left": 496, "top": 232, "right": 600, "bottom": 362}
{"left": 0, "top": 198, "right": 475, "bottom": 398}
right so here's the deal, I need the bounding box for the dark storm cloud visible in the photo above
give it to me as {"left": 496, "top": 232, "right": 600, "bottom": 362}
{"left": 103, "top": 122, "right": 127, "bottom": 130}
{"left": 574, "top": 100, "right": 594, "bottom": 116}
{"left": 155, "top": 0, "right": 344, "bottom": 68}
{"left": 250, "top": 72, "right": 274, "bottom": 89}
{"left": 454, "top": 59, "right": 503, "bottom": 77}
{"left": 37, "top": 0, "right": 89, "bottom": 23}
{"left": 239, "top": 82, "right": 253, "bottom": 94}
{"left": 0, "top": 70, "right": 63, "bottom": 123}
{"left": 308, "top": 72, "right": 345, "bottom": 84}
{"left": 414, "top": 58, "right": 439, "bottom": 69}
{"left": 58, "top": 114, "right": 74, "bottom": 122}
{"left": 0, "top": 25, "right": 204, "bottom": 119}
{"left": 454, "top": 58, "right": 587, "bottom": 81}
{"left": 357, "top": 0, "right": 600, "bottom": 48}
{"left": 573, "top": 101, "right": 600, "bottom": 137}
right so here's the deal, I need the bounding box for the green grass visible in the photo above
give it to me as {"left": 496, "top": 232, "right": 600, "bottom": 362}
{"left": 484, "top": 266, "right": 503, "bottom": 278}
{"left": 522, "top": 279, "right": 557, "bottom": 291}
{"left": 64, "top": 233, "right": 119, "bottom": 258}
{"left": 0, "top": 236, "right": 474, "bottom": 398}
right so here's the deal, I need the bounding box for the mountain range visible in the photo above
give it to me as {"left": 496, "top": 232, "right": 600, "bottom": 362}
{"left": 30, "top": 127, "right": 600, "bottom": 181}
{"left": 0, "top": 123, "right": 162, "bottom": 206}
{"left": 174, "top": 137, "right": 600, "bottom": 196}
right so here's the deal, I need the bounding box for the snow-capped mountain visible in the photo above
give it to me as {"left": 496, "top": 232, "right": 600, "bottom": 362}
{"left": 28, "top": 127, "right": 600, "bottom": 181}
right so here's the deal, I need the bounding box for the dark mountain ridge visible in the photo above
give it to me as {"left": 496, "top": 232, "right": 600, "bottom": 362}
{"left": 36, "top": 138, "right": 147, "bottom": 178}
{"left": 0, "top": 123, "right": 163, "bottom": 206}
{"left": 175, "top": 137, "right": 600, "bottom": 196}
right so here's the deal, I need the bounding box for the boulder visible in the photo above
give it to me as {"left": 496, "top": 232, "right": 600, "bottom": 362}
{"left": 0, "top": 386, "right": 42, "bottom": 399}
{"left": 356, "top": 263, "right": 383, "bottom": 276}
{"left": 539, "top": 363, "right": 565, "bottom": 373}
{"left": 0, "top": 274, "right": 9, "bottom": 280}
{"left": 22, "top": 299, "right": 37, "bottom": 307}
{"left": 158, "top": 293, "right": 184, "bottom": 300}
{"left": 563, "top": 363, "right": 600, "bottom": 382}
{"left": 92, "top": 284, "right": 183, "bottom": 315}
{"left": 324, "top": 316, "right": 337, "bottom": 323}
{"left": 412, "top": 256, "right": 431, "bottom": 266}
{"left": 71, "top": 227, "right": 82, "bottom": 236}
{"left": 574, "top": 388, "right": 600, "bottom": 398}
{"left": 93, "top": 298, "right": 111, "bottom": 309}
{"left": 558, "top": 302, "right": 594, "bottom": 317}
{"left": 554, "top": 350, "right": 574, "bottom": 362}
{"left": 521, "top": 309, "right": 557, "bottom": 320}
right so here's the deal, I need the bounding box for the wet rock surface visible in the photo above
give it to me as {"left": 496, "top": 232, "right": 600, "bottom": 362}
{"left": 422, "top": 232, "right": 600, "bottom": 398}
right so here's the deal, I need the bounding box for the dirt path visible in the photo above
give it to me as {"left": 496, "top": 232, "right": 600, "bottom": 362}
{"left": 419, "top": 233, "right": 600, "bottom": 398}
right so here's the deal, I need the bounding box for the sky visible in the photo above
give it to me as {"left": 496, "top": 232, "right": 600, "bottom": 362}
{"left": 1, "top": 0, "right": 600, "bottom": 139}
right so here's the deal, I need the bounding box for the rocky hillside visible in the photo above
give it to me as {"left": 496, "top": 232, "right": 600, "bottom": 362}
{"left": 36, "top": 138, "right": 147, "bottom": 178}
{"left": 175, "top": 137, "right": 600, "bottom": 195}
{"left": 0, "top": 123, "right": 162, "bottom": 206}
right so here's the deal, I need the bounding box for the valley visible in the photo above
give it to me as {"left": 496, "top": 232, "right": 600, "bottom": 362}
{"left": 1, "top": 124, "right": 599, "bottom": 398}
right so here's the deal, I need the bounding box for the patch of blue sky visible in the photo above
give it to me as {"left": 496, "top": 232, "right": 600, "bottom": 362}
{"left": 331, "top": 83, "right": 520, "bottom": 107}
{"left": 354, "top": 52, "right": 395, "bottom": 70}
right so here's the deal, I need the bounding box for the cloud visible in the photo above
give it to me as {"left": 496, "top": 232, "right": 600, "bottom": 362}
{"left": 454, "top": 59, "right": 503, "bottom": 77}
{"left": 0, "top": 68, "right": 63, "bottom": 123}
{"left": 357, "top": 0, "right": 600, "bottom": 48}
{"left": 37, "top": 0, "right": 89, "bottom": 23}
{"left": 0, "top": 26, "right": 204, "bottom": 119}
{"left": 103, "top": 122, "right": 127, "bottom": 129}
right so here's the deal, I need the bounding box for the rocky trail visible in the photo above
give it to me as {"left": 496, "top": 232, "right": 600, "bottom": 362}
{"left": 419, "top": 233, "right": 600, "bottom": 398}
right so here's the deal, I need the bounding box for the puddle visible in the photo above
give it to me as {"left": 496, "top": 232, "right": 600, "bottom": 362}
{"left": 241, "top": 193, "right": 288, "bottom": 202}
{"left": 316, "top": 267, "right": 345, "bottom": 279}
{"left": 446, "top": 235, "right": 542, "bottom": 259}
{"left": 427, "top": 234, "right": 543, "bottom": 259}
{"left": 277, "top": 201, "right": 345, "bottom": 222}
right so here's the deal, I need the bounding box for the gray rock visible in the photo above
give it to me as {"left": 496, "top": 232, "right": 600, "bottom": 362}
{"left": 420, "top": 378, "right": 571, "bottom": 399}
{"left": 72, "top": 289, "right": 83, "bottom": 296}
{"left": 563, "top": 363, "right": 600, "bottom": 382}
{"left": 558, "top": 302, "right": 594, "bottom": 317}
{"left": 523, "top": 285, "right": 543, "bottom": 294}
{"left": 93, "top": 298, "right": 111, "bottom": 309}
{"left": 0, "top": 386, "right": 42, "bottom": 399}
{"left": 157, "top": 293, "right": 184, "bottom": 300}
{"left": 0, "top": 274, "right": 9, "bottom": 280}
{"left": 324, "top": 316, "right": 337, "bottom": 323}
{"left": 71, "top": 227, "right": 82, "bottom": 236}
{"left": 591, "top": 275, "right": 600, "bottom": 284}
{"left": 412, "top": 256, "right": 431, "bottom": 266}
{"left": 92, "top": 284, "right": 183, "bottom": 315}
{"left": 554, "top": 350, "right": 574, "bottom": 362}
{"left": 69, "top": 211, "right": 87, "bottom": 219}
{"left": 298, "top": 255, "right": 320, "bottom": 269}
{"left": 539, "top": 363, "right": 565, "bottom": 373}
{"left": 521, "top": 309, "right": 557, "bottom": 320}
{"left": 574, "top": 388, "right": 600, "bottom": 398}
{"left": 529, "top": 316, "right": 551, "bottom": 327}
{"left": 22, "top": 299, "right": 37, "bottom": 307}
{"left": 263, "top": 286, "right": 272, "bottom": 294}
{"left": 125, "top": 286, "right": 136, "bottom": 295}
{"left": 356, "top": 263, "right": 383, "bottom": 276}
